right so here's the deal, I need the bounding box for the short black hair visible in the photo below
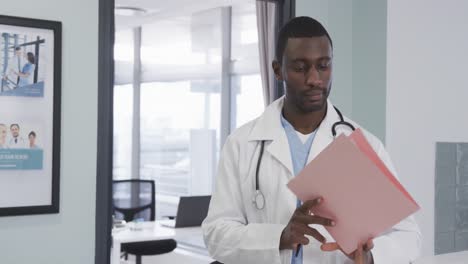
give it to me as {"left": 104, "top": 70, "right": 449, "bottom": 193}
{"left": 27, "top": 52, "right": 35, "bottom": 64}
{"left": 10, "top": 124, "right": 19, "bottom": 129}
{"left": 29, "top": 131, "right": 36, "bottom": 137}
{"left": 275, "top": 16, "right": 333, "bottom": 61}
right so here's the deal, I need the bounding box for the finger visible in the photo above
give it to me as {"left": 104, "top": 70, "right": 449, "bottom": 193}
{"left": 298, "top": 197, "right": 323, "bottom": 213}
{"left": 320, "top": 242, "right": 340, "bottom": 252}
{"left": 294, "top": 214, "right": 335, "bottom": 226}
{"left": 309, "top": 215, "right": 335, "bottom": 226}
{"left": 291, "top": 234, "right": 310, "bottom": 246}
{"left": 293, "top": 243, "right": 300, "bottom": 251}
{"left": 364, "top": 239, "right": 374, "bottom": 252}
{"left": 298, "top": 225, "right": 327, "bottom": 243}
{"left": 354, "top": 243, "right": 364, "bottom": 264}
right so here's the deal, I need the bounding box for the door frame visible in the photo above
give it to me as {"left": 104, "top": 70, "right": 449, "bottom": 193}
{"left": 95, "top": 0, "right": 114, "bottom": 263}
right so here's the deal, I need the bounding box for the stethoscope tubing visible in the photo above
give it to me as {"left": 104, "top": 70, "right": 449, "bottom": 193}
{"left": 252, "top": 106, "right": 355, "bottom": 210}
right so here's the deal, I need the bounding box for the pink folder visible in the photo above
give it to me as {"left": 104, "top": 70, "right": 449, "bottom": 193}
{"left": 287, "top": 129, "right": 419, "bottom": 254}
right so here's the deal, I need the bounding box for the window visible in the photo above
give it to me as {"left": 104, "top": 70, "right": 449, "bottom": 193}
{"left": 113, "top": 84, "right": 133, "bottom": 180}
{"left": 113, "top": 1, "right": 264, "bottom": 218}
{"left": 232, "top": 74, "right": 264, "bottom": 128}
{"left": 140, "top": 81, "right": 220, "bottom": 198}
{"left": 231, "top": 3, "right": 263, "bottom": 128}
{"left": 139, "top": 9, "right": 222, "bottom": 214}
{"left": 113, "top": 28, "right": 134, "bottom": 180}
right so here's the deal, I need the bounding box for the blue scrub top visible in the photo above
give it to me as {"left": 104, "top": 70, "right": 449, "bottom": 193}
{"left": 280, "top": 114, "right": 317, "bottom": 264}
{"left": 18, "top": 63, "right": 35, "bottom": 87}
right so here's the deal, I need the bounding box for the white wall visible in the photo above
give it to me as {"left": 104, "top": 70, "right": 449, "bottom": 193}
{"left": 0, "top": 0, "right": 98, "bottom": 263}
{"left": 387, "top": 0, "right": 468, "bottom": 256}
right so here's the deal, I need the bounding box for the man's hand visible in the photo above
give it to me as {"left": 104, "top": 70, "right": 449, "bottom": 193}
{"left": 321, "top": 239, "right": 374, "bottom": 264}
{"left": 279, "top": 197, "right": 335, "bottom": 250}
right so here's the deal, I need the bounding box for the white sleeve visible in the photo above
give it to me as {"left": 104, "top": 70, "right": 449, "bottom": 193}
{"left": 370, "top": 141, "right": 422, "bottom": 264}
{"left": 202, "top": 136, "right": 286, "bottom": 264}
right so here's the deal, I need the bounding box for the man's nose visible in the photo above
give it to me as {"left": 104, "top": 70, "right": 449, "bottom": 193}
{"left": 305, "top": 67, "right": 322, "bottom": 86}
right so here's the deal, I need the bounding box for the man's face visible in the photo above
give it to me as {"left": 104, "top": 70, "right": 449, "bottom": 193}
{"left": 0, "top": 126, "right": 6, "bottom": 140}
{"left": 274, "top": 36, "right": 333, "bottom": 113}
{"left": 29, "top": 134, "right": 36, "bottom": 144}
{"left": 11, "top": 126, "right": 19, "bottom": 138}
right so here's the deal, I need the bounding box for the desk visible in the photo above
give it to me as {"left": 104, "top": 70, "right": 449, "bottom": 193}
{"left": 112, "top": 221, "right": 210, "bottom": 264}
{"left": 413, "top": 250, "right": 468, "bottom": 264}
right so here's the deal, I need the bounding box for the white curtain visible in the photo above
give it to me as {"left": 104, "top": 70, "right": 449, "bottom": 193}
{"left": 256, "top": 0, "right": 277, "bottom": 106}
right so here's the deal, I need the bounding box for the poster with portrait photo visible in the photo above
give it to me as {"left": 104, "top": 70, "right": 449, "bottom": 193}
{"left": 0, "top": 121, "right": 45, "bottom": 170}
{"left": 0, "top": 15, "right": 61, "bottom": 217}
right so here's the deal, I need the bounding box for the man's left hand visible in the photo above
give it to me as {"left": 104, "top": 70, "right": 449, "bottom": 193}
{"left": 320, "top": 239, "right": 374, "bottom": 264}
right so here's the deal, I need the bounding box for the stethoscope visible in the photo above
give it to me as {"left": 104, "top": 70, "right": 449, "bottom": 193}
{"left": 252, "top": 106, "right": 356, "bottom": 210}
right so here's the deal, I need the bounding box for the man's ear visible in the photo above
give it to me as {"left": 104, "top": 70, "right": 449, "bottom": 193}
{"left": 272, "top": 60, "right": 283, "bottom": 81}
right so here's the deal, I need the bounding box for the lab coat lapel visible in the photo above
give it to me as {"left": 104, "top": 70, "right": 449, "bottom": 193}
{"left": 248, "top": 98, "right": 294, "bottom": 177}
{"left": 308, "top": 101, "right": 339, "bottom": 163}
{"left": 267, "top": 132, "right": 294, "bottom": 177}
{"left": 248, "top": 99, "right": 345, "bottom": 176}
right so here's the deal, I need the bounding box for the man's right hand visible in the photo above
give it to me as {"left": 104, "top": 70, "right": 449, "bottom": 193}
{"left": 279, "top": 197, "right": 335, "bottom": 250}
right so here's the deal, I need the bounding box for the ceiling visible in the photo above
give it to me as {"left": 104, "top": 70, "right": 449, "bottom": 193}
{"left": 115, "top": 0, "right": 254, "bottom": 30}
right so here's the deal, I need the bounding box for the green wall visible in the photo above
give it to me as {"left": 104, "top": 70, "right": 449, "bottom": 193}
{"left": 296, "top": 0, "right": 387, "bottom": 142}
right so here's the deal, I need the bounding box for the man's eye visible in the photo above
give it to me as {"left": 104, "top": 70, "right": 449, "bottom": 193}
{"left": 293, "top": 65, "right": 306, "bottom": 72}
{"left": 318, "top": 64, "right": 329, "bottom": 71}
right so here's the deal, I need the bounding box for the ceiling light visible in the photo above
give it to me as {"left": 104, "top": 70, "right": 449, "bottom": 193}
{"left": 115, "top": 6, "right": 148, "bottom": 17}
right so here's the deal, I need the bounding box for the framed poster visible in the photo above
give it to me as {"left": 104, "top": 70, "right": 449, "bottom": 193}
{"left": 0, "top": 15, "right": 61, "bottom": 216}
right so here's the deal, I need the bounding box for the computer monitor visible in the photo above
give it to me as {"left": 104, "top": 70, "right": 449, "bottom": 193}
{"left": 161, "top": 195, "right": 211, "bottom": 228}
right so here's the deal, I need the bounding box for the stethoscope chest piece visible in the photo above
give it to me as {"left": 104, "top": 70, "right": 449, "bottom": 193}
{"left": 253, "top": 190, "right": 265, "bottom": 210}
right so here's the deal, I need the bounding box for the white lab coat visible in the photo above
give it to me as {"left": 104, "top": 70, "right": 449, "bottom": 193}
{"left": 8, "top": 137, "right": 27, "bottom": 149}
{"left": 202, "top": 97, "right": 422, "bottom": 264}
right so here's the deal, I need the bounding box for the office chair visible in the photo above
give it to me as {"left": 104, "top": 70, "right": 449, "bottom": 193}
{"left": 113, "top": 179, "right": 177, "bottom": 264}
